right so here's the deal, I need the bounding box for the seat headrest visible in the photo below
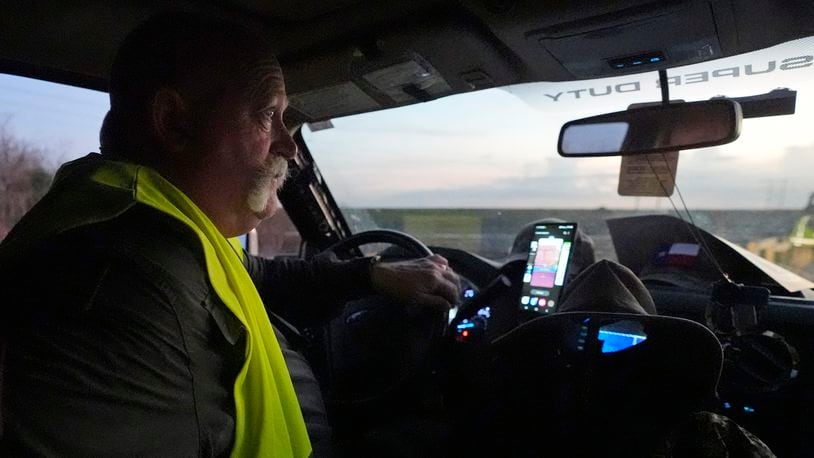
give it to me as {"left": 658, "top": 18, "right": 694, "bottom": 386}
{"left": 496, "top": 311, "right": 721, "bottom": 397}
{"left": 491, "top": 312, "right": 723, "bottom": 447}
{"left": 558, "top": 259, "right": 657, "bottom": 315}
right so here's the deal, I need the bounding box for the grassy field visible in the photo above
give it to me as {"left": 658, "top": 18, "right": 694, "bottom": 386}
{"left": 343, "top": 208, "right": 809, "bottom": 262}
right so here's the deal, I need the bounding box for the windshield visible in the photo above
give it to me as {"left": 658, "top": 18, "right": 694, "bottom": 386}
{"left": 304, "top": 37, "right": 814, "bottom": 282}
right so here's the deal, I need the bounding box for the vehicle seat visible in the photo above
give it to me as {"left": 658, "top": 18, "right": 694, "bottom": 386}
{"left": 487, "top": 311, "right": 723, "bottom": 457}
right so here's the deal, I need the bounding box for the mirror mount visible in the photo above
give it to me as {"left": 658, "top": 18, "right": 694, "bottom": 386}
{"left": 716, "top": 88, "right": 797, "bottom": 119}
{"left": 658, "top": 69, "right": 670, "bottom": 106}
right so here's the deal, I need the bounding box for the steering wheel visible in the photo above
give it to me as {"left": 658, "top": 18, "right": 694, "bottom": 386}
{"left": 323, "top": 229, "right": 433, "bottom": 259}
{"left": 317, "top": 230, "right": 447, "bottom": 406}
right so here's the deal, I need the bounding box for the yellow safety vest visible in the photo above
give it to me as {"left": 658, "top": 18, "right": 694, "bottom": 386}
{"left": 0, "top": 154, "right": 311, "bottom": 458}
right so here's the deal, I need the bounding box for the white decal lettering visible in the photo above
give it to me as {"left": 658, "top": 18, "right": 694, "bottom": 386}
{"left": 780, "top": 56, "right": 813, "bottom": 71}
{"left": 568, "top": 89, "right": 587, "bottom": 99}
{"left": 655, "top": 76, "right": 682, "bottom": 87}
{"left": 615, "top": 82, "right": 640, "bottom": 93}
{"left": 712, "top": 67, "right": 740, "bottom": 78}
{"left": 745, "top": 61, "right": 776, "bottom": 75}
{"left": 589, "top": 86, "right": 612, "bottom": 96}
{"left": 685, "top": 71, "right": 709, "bottom": 84}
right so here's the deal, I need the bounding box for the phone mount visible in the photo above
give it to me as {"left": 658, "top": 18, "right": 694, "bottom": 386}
{"left": 707, "top": 281, "right": 800, "bottom": 395}
{"left": 706, "top": 280, "right": 770, "bottom": 336}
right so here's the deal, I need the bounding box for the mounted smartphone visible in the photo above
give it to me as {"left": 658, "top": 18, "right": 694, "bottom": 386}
{"left": 518, "top": 223, "right": 577, "bottom": 315}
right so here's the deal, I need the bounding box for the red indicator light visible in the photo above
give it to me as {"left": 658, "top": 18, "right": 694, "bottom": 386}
{"left": 462, "top": 330, "right": 469, "bottom": 337}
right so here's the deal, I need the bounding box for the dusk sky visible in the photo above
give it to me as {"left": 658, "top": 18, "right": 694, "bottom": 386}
{"left": 0, "top": 75, "right": 108, "bottom": 166}
{"left": 1, "top": 37, "right": 813, "bottom": 210}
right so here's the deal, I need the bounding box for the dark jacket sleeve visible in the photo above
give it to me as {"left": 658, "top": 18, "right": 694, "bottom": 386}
{"left": 245, "top": 252, "right": 376, "bottom": 327}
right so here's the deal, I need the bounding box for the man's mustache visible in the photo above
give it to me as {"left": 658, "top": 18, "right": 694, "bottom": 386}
{"left": 259, "top": 157, "right": 289, "bottom": 184}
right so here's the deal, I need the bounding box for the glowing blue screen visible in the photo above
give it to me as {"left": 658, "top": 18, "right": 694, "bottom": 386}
{"left": 598, "top": 329, "right": 647, "bottom": 353}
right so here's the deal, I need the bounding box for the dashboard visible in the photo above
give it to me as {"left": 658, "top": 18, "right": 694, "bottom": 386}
{"left": 431, "top": 242, "right": 814, "bottom": 457}
{"left": 319, "top": 219, "right": 814, "bottom": 456}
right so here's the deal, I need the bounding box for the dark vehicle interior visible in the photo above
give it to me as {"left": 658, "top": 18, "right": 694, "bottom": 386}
{"left": 3, "top": 0, "right": 814, "bottom": 456}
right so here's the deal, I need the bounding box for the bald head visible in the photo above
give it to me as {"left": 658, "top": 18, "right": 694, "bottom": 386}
{"left": 102, "top": 11, "right": 281, "bottom": 157}
{"left": 99, "top": 11, "right": 297, "bottom": 237}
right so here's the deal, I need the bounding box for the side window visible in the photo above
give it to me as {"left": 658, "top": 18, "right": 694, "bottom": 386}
{"left": 0, "top": 73, "right": 304, "bottom": 254}
{"left": 0, "top": 74, "right": 108, "bottom": 241}
{"left": 253, "top": 207, "right": 302, "bottom": 258}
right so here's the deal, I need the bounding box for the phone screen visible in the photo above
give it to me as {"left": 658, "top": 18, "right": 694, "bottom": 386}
{"left": 518, "top": 223, "right": 577, "bottom": 315}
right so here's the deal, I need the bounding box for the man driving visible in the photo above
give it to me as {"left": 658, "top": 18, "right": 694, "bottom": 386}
{"left": 0, "top": 12, "right": 459, "bottom": 457}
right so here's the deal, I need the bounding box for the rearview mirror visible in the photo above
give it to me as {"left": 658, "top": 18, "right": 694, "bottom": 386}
{"left": 558, "top": 99, "right": 742, "bottom": 157}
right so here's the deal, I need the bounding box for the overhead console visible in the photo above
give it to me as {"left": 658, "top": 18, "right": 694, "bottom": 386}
{"left": 463, "top": 0, "right": 814, "bottom": 81}
{"left": 528, "top": 2, "right": 724, "bottom": 78}
{"left": 284, "top": 14, "right": 520, "bottom": 122}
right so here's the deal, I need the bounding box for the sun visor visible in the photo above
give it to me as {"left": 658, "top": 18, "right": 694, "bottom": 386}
{"left": 529, "top": 2, "right": 723, "bottom": 79}
{"left": 289, "top": 82, "right": 379, "bottom": 120}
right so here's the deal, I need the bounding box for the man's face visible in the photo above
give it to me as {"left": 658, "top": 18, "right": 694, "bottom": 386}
{"left": 185, "top": 61, "right": 297, "bottom": 236}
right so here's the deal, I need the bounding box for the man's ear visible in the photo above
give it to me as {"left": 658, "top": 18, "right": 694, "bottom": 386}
{"left": 149, "top": 88, "right": 191, "bottom": 153}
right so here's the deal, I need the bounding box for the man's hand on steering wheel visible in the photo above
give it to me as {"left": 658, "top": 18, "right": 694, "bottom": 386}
{"left": 370, "top": 254, "right": 462, "bottom": 310}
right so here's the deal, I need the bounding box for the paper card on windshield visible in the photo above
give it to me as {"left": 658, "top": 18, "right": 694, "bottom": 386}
{"left": 618, "top": 151, "right": 679, "bottom": 197}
